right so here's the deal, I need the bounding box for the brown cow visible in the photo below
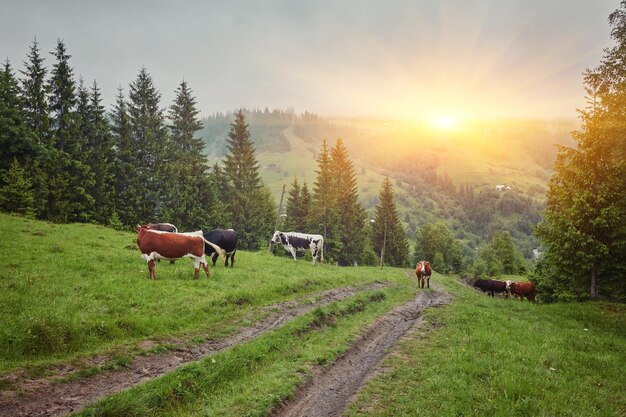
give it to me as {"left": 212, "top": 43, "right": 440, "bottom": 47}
{"left": 415, "top": 261, "right": 432, "bottom": 289}
{"left": 506, "top": 280, "right": 536, "bottom": 301}
{"left": 136, "top": 226, "right": 224, "bottom": 280}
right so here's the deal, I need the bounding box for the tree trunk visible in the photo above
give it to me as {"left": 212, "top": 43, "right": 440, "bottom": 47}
{"left": 590, "top": 262, "right": 598, "bottom": 299}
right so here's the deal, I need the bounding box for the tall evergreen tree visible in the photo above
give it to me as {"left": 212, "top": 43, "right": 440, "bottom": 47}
{"left": 161, "top": 80, "right": 226, "bottom": 230}
{"left": 0, "top": 158, "right": 35, "bottom": 216}
{"left": 127, "top": 67, "right": 169, "bottom": 223}
{"left": 0, "top": 60, "right": 40, "bottom": 176}
{"left": 20, "top": 38, "right": 50, "bottom": 147}
{"left": 222, "top": 110, "right": 275, "bottom": 249}
{"left": 285, "top": 177, "right": 312, "bottom": 232}
{"left": 372, "top": 177, "right": 409, "bottom": 267}
{"left": 309, "top": 140, "right": 338, "bottom": 260}
{"left": 110, "top": 87, "right": 141, "bottom": 226}
{"left": 43, "top": 40, "right": 94, "bottom": 222}
{"left": 331, "top": 138, "right": 368, "bottom": 265}
{"left": 536, "top": 2, "right": 626, "bottom": 300}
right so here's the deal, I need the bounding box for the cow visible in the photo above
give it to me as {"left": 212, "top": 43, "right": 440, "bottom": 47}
{"left": 415, "top": 261, "right": 432, "bottom": 289}
{"left": 203, "top": 229, "right": 238, "bottom": 267}
{"left": 473, "top": 279, "right": 509, "bottom": 297}
{"left": 136, "top": 226, "right": 224, "bottom": 280}
{"left": 145, "top": 223, "right": 178, "bottom": 233}
{"left": 270, "top": 231, "right": 324, "bottom": 265}
{"left": 506, "top": 280, "right": 536, "bottom": 301}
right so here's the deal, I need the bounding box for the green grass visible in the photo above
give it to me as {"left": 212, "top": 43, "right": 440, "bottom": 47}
{"left": 346, "top": 277, "right": 626, "bottom": 417}
{"left": 0, "top": 213, "right": 411, "bottom": 374}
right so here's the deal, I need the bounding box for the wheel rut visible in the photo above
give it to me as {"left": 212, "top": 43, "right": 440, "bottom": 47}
{"left": 271, "top": 285, "right": 451, "bottom": 417}
{"left": 0, "top": 282, "right": 387, "bottom": 417}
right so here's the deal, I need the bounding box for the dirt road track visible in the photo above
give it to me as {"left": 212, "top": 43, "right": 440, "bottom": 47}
{"left": 0, "top": 282, "right": 387, "bottom": 417}
{"left": 271, "top": 287, "right": 451, "bottom": 417}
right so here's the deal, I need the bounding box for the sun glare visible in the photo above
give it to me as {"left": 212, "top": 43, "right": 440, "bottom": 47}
{"left": 431, "top": 115, "right": 461, "bottom": 131}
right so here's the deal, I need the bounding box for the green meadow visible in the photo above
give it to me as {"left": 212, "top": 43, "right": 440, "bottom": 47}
{"left": 1, "top": 213, "right": 624, "bottom": 417}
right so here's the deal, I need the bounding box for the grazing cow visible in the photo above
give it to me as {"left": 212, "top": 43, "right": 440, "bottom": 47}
{"left": 473, "top": 279, "right": 509, "bottom": 297}
{"left": 506, "top": 280, "right": 536, "bottom": 301}
{"left": 415, "top": 261, "right": 432, "bottom": 289}
{"left": 271, "top": 231, "right": 324, "bottom": 265}
{"left": 145, "top": 223, "right": 178, "bottom": 233}
{"left": 136, "top": 226, "right": 224, "bottom": 280}
{"left": 204, "top": 229, "right": 238, "bottom": 267}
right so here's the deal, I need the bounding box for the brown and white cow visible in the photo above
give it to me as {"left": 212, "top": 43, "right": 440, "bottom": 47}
{"left": 136, "top": 226, "right": 224, "bottom": 280}
{"left": 505, "top": 280, "right": 536, "bottom": 301}
{"left": 415, "top": 261, "right": 432, "bottom": 289}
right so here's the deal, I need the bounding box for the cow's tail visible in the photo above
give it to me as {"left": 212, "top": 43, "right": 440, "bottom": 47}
{"left": 203, "top": 238, "right": 225, "bottom": 258}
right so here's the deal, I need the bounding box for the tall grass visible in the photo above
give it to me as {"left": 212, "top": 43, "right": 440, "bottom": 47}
{"left": 0, "top": 213, "right": 411, "bottom": 373}
{"left": 347, "top": 278, "right": 626, "bottom": 417}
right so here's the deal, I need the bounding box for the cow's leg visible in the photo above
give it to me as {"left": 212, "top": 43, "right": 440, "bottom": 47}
{"left": 230, "top": 250, "right": 236, "bottom": 267}
{"left": 191, "top": 258, "right": 201, "bottom": 280}
{"left": 200, "top": 256, "right": 210, "bottom": 279}
{"left": 427, "top": 276, "right": 430, "bottom": 288}
{"left": 287, "top": 245, "right": 297, "bottom": 260}
{"left": 148, "top": 259, "right": 155, "bottom": 280}
{"left": 311, "top": 243, "right": 318, "bottom": 266}
{"left": 211, "top": 252, "right": 218, "bottom": 267}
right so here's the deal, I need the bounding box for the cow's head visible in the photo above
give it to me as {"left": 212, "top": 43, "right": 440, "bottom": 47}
{"left": 505, "top": 280, "right": 513, "bottom": 290}
{"left": 271, "top": 231, "right": 283, "bottom": 244}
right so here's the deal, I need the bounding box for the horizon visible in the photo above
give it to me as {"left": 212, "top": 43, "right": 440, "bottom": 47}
{"left": 1, "top": 0, "right": 618, "bottom": 121}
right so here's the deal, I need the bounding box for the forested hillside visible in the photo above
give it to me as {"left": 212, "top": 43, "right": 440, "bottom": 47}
{"left": 200, "top": 111, "right": 575, "bottom": 263}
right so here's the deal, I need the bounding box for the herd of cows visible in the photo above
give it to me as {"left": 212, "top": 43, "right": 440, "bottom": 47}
{"left": 135, "top": 222, "right": 536, "bottom": 301}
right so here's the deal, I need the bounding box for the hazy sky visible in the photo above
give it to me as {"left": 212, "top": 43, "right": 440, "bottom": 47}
{"left": 1, "top": 0, "right": 619, "bottom": 120}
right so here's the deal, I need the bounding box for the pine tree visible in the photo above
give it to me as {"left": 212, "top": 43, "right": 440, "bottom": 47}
{"left": 20, "top": 38, "right": 51, "bottom": 147}
{"left": 110, "top": 87, "right": 141, "bottom": 226}
{"left": 285, "top": 178, "right": 301, "bottom": 231}
{"left": 372, "top": 177, "right": 409, "bottom": 267}
{"left": 222, "top": 110, "right": 275, "bottom": 249}
{"left": 0, "top": 60, "right": 40, "bottom": 175}
{"left": 84, "top": 80, "right": 116, "bottom": 224}
{"left": 128, "top": 67, "right": 169, "bottom": 223}
{"left": 0, "top": 158, "right": 35, "bottom": 216}
{"left": 331, "top": 138, "right": 368, "bottom": 265}
{"left": 309, "top": 140, "right": 338, "bottom": 260}
{"left": 535, "top": 2, "right": 626, "bottom": 300}
{"left": 161, "top": 80, "right": 226, "bottom": 230}
{"left": 44, "top": 40, "right": 94, "bottom": 222}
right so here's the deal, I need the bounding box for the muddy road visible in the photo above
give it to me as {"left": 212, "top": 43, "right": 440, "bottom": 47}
{"left": 0, "top": 282, "right": 388, "bottom": 417}
{"left": 271, "top": 286, "right": 451, "bottom": 417}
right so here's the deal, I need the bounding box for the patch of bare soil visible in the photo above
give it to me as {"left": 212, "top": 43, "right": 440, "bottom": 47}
{"left": 270, "top": 285, "right": 451, "bottom": 417}
{"left": 0, "top": 282, "right": 387, "bottom": 417}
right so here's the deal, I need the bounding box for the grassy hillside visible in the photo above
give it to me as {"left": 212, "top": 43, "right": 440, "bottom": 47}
{"left": 0, "top": 213, "right": 413, "bottom": 374}
{"left": 347, "top": 278, "right": 626, "bottom": 417}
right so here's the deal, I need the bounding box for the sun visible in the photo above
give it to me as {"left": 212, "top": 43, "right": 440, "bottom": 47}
{"left": 431, "top": 115, "right": 460, "bottom": 131}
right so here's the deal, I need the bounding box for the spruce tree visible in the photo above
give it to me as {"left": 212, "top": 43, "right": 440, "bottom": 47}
{"left": 372, "top": 177, "right": 409, "bottom": 267}
{"left": 0, "top": 158, "right": 35, "bottom": 216}
{"left": 0, "top": 60, "right": 39, "bottom": 175}
{"left": 222, "top": 110, "right": 275, "bottom": 249}
{"left": 331, "top": 138, "right": 367, "bottom": 265}
{"left": 110, "top": 87, "right": 141, "bottom": 226}
{"left": 161, "top": 80, "right": 226, "bottom": 230}
{"left": 20, "top": 38, "right": 51, "bottom": 146}
{"left": 285, "top": 178, "right": 301, "bottom": 231}
{"left": 310, "top": 140, "right": 338, "bottom": 261}
{"left": 536, "top": 2, "right": 626, "bottom": 300}
{"left": 128, "top": 67, "right": 169, "bottom": 223}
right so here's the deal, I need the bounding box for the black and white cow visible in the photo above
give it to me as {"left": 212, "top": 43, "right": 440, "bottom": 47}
{"left": 271, "top": 231, "right": 324, "bottom": 265}
{"left": 203, "top": 229, "right": 238, "bottom": 267}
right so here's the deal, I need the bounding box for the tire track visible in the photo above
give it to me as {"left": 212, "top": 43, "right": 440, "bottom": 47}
{"left": 0, "top": 282, "right": 388, "bottom": 417}
{"left": 271, "top": 286, "right": 451, "bottom": 417}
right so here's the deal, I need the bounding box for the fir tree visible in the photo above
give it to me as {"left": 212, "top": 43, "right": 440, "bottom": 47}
{"left": 161, "top": 80, "right": 226, "bottom": 230}
{"left": 20, "top": 38, "right": 51, "bottom": 146}
{"left": 0, "top": 60, "right": 40, "bottom": 175}
{"left": 536, "top": 2, "right": 626, "bottom": 300}
{"left": 372, "top": 177, "right": 409, "bottom": 267}
{"left": 285, "top": 178, "right": 301, "bottom": 231}
{"left": 0, "top": 158, "right": 35, "bottom": 217}
{"left": 309, "top": 140, "right": 338, "bottom": 260}
{"left": 222, "top": 110, "right": 275, "bottom": 249}
{"left": 331, "top": 138, "right": 367, "bottom": 265}
{"left": 110, "top": 87, "right": 141, "bottom": 226}
{"left": 128, "top": 67, "right": 169, "bottom": 223}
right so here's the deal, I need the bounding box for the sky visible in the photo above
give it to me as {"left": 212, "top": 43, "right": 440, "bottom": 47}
{"left": 0, "top": 0, "right": 620, "bottom": 121}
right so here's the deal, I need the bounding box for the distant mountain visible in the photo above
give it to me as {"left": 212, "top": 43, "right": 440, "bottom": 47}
{"left": 200, "top": 109, "right": 577, "bottom": 261}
